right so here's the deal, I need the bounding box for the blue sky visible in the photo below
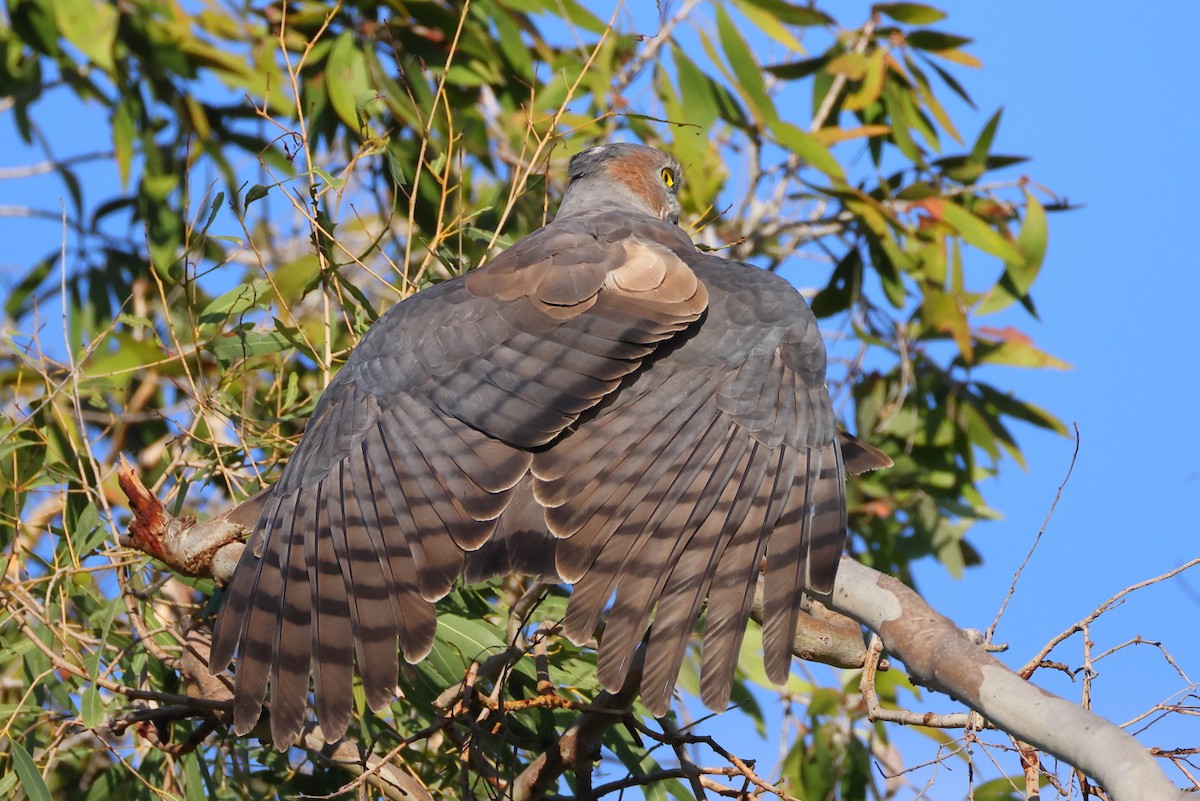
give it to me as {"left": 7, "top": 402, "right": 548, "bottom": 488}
{"left": 858, "top": 2, "right": 1200, "bottom": 793}
{"left": 2, "top": 1, "right": 1197, "bottom": 797}
{"left": 909, "top": 0, "right": 1199, "bottom": 729}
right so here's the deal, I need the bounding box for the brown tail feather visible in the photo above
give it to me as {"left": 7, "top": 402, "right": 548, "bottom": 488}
{"left": 837, "top": 430, "right": 892, "bottom": 474}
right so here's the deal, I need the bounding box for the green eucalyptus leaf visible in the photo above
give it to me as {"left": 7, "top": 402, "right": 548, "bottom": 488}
{"left": 244, "top": 183, "right": 269, "bottom": 207}
{"left": 714, "top": 3, "right": 774, "bottom": 123}
{"left": 935, "top": 200, "right": 1024, "bottom": 263}
{"left": 10, "top": 741, "right": 51, "bottom": 801}
{"left": 327, "top": 32, "right": 371, "bottom": 132}
{"left": 906, "top": 29, "right": 973, "bottom": 51}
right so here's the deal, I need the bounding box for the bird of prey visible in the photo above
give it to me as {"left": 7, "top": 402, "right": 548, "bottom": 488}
{"left": 209, "top": 142, "right": 891, "bottom": 748}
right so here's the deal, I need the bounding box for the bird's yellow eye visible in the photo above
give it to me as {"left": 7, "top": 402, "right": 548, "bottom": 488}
{"left": 661, "top": 167, "right": 675, "bottom": 188}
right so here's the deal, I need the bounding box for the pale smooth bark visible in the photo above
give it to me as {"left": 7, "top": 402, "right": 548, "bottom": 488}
{"left": 829, "top": 558, "right": 1188, "bottom": 801}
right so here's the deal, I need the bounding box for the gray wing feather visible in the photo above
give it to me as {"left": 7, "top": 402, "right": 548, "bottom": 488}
{"left": 210, "top": 205, "right": 883, "bottom": 743}
{"left": 698, "top": 446, "right": 787, "bottom": 709}
{"left": 638, "top": 434, "right": 761, "bottom": 715}
{"left": 210, "top": 210, "right": 707, "bottom": 748}
{"left": 536, "top": 252, "right": 849, "bottom": 714}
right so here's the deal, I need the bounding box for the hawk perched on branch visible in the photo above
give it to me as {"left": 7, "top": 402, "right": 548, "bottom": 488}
{"left": 210, "top": 143, "right": 891, "bottom": 748}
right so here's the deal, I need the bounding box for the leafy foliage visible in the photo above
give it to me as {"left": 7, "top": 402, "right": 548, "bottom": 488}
{"left": 0, "top": 1, "right": 1068, "bottom": 798}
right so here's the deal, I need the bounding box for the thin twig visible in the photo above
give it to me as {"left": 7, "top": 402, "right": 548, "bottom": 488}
{"left": 0, "top": 595, "right": 230, "bottom": 711}
{"left": 612, "top": 0, "right": 704, "bottom": 93}
{"left": 811, "top": 16, "right": 878, "bottom": 133}
{"left": 860, "top": 634, "right": 978, "bottom": 729}
{"left": 1020, "top": 557, "right": 1200, "bottom": 678}
{"left": 631, "top": 719, "right": 800, "bottom": 801}
{"left": 987, "top": 422, "right": 1081, "bottom": 641}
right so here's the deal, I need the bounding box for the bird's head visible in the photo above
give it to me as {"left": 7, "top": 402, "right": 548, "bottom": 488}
{"left": 558, "top": 143, "right": 683, "bottom": 225}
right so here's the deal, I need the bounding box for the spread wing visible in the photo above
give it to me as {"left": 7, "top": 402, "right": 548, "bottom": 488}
{"left": 532, "top": 254, "right": 853, "bottom": 715}
{"left": 209, "top": 212, "right": 708, "bottom": 746}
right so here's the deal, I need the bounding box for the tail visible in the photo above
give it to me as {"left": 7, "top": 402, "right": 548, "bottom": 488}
{"left": 837, "top": 430, "right": 892, "bottom": 475}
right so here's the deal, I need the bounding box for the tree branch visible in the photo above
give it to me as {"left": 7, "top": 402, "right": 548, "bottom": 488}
{"left": 828, "top": 558, "right": 1189, "bottom": 801}
{"left": 116, "top": 456, "right": 259, "bottom": 584}
{"left": 860, "top": 633, "right": 976, "bottom": 728}
{"left": 751, "top": 585, "right": 870, "bottom": 669}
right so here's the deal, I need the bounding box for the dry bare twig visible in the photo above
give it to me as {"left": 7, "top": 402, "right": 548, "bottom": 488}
{"left": 987, "top": 422, "right": 1082, "bottom": 642}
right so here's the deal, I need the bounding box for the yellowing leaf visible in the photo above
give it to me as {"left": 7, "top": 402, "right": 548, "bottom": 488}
{"left": 928, "top": 199, "right": 1024, "bottom": 263}
{"left": 826, "top": 51, "right": 869, "bottom": 79}
{"left": 876, "top": 3, "right": 947, "bottom": 24}
{"left": 977, "top": 325, "right": 1032, "bottom": 346}
{"left": 907, "top": 54, "right": 962, "bottom": 143}
{"left": 183, "top": 94, "right": 210, "bottom": 140}
{"left": 731, "top": 0, "right": 807, "bottom": 53}
{"left": 178, "top": 35, "right": 254, "bottom": 79}
{"left": 922, "top": 287, "right": 972, "bottom": 361}
{"left": 1014, "top": 190, "right": 1048, "bottom": 289}
{"left": 974, "top": 333, "right": 1070, "bottom": 370}
{"left": 935, "top": 48, "right": 982, "bottom": 68}
{"left": 977, "top": 190, "right": 1049, "bottom": 315}
{"left": 54, "top": 0, "right": 117, "bottom": 71}
{"left": 844, "top": 197, "right": 891, "bottom": 239}
{"left": 844, "top": 49, "right": 886, "bottom": 111}
{"left": 811, "top": 124, "right": 890, "bottom": 145}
